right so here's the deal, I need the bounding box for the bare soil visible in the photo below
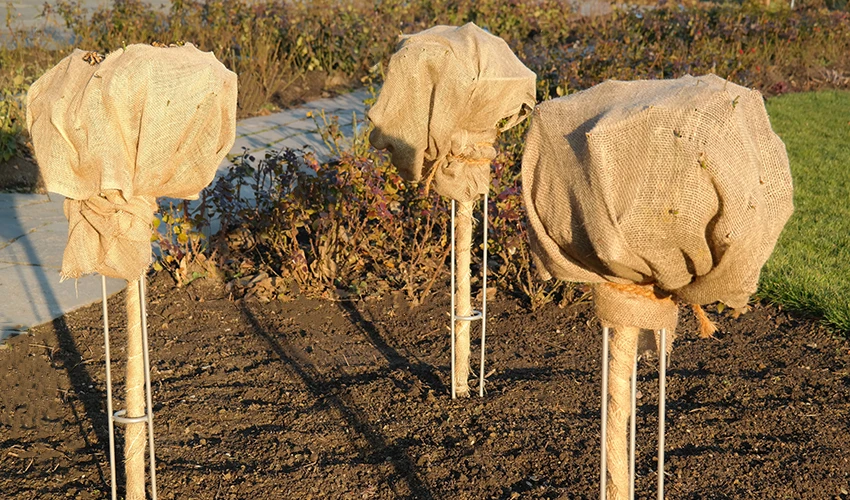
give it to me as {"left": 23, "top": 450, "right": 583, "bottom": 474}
{"left": 1, "top": 272, "right": 849, "bottom": 499}
{"left": 0, "top": 156, "right": 44, "bottom": 194}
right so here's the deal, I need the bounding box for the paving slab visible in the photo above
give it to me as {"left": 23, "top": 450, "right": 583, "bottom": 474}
{"left": 0, "top": 194, "right": 61, "bottom": 235}
{"left": 0, "top": 194, "right": 126, "bottom": 339}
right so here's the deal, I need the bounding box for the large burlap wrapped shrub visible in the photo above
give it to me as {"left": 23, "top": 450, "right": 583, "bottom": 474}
{"left": 368, "top": 22, "right": 536, "bottom": 201}
{"left": 27, "top": 43, "right": 237, "bottom": 281}
{"left": 522, "top": 74, "right": 794, "bottom": 334}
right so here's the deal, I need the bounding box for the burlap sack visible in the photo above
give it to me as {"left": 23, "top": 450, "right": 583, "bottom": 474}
{"left": 27, "top": 43, "right": 237, "bottom": 280}
{"left": 522, "top": 74, "right": 794, "bottom": 332}
{"left": 368, "top": 23, "right": 536, "bottom": 201}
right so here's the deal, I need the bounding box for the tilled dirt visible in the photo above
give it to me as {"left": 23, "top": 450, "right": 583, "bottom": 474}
{"left": 0, "top": 157, "right": 44, "bottom": 194}
{"left": 1, "top": 272, "right": 849, "bottom": 499}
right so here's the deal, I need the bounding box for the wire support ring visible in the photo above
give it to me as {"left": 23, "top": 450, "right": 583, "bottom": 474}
{"left": 454, "top": 310, "right": 484, "bottom": 322}
{"left": 112, "top": 409, "right": 152, "bottom": 425}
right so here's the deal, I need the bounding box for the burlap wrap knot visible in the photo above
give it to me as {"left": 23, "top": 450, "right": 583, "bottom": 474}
{"left": 26, "top": 43, "right": 238, "bottom": 280}
{"left": 522, "top": 74, "right": 794, "bottom": 337}
{"left": 63, "top": 192, "right": 156, "bottom": 280}
{"left": 594, "top": 283, "right": 678, "bottom": 332}
{"left": 368, "top": 23, "right": 536, "bottom": 201}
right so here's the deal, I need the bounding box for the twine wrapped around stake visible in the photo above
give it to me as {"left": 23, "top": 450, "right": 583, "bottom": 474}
{"left": 124, "top": 280, "right": 147, "bottom": 500}
{"left": 453, "top": 201, "right": 474, "bottom": 397}
{"left": 606, "top": 326, "right": 639, "bottom": 500}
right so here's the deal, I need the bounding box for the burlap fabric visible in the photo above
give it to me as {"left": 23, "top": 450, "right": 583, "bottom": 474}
{"left": 27, "top": 43, "right": 237, "bottom": 280}
{"left": 522, "top": 74, "right": 794, "bottom": 333}
{"left": 368, "top": 23, "right": 536, "bottom": 201}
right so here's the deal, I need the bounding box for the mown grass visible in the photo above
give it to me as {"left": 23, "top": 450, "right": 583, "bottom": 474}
{"left": 761, "top": 90, "right": 850, "bottom": 332}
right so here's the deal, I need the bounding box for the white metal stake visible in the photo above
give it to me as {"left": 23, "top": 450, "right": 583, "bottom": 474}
{"left": 629, "top": 354, "right": 637, "bottom": 500}
{"left": 658, "top": 328, "right": 667, "bottom": 500}
{"left": 450, "top": 200, "right": 456, "bottom": 400}
{"left": 102, "top": 276, "right": 118, "bottom": 500}
{"left": 479, "top": 192, "right": 488, "bottom": 398}
{"left": 600, "top": 326, "right": 609, "bottom": 500}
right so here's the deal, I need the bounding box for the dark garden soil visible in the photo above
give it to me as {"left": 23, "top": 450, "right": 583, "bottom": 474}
{"left": 0, "top": 156, "right": 44, "bottom": 194}
{"left": 1, "top": 272, "right": 849, "bottom": 499}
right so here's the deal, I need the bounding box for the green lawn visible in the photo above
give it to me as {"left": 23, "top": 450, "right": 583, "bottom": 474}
{"left": 761, "top": 90, "right": 850, "bottom": 333}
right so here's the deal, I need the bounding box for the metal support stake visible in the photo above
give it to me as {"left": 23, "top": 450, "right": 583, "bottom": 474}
{"left": 658, "top": 328, "right": 667, "bottom": 500}
{"left": 600, "top": 326, "right": 610, "bottom": 500}
{"left": 101, "top": 276, "right": 159, "bottom": 500}
{"left": 102, "top": 276, "right": 118, "bottom": 500}
{"left": 450, "top": 200, "right": 456, "bottom": 400}
{"left": 629, "top": 354, "right": 637, "bottom": 500}
{"left": 449, "top": 195, "right": 489, "bottom": 399}
{"left": 479, "top": 192, "right": 488, "bottom": 397}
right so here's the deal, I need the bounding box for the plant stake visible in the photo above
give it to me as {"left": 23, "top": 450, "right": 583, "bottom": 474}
{"left": 450, "top": 197, "right": 488, "bottom": 398}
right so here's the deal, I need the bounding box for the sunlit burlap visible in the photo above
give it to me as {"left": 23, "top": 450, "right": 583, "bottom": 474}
{"left": 522, "top": 74, "right": 794, "bottom": 331}
{"left": 368, "top": 23, "right": 536, "bottom": 201}
{"left": 27, "top": 43, "right": 237, "bottom": 280}
{"left": 61, "top": 192, "right": 157, "bottom": 282}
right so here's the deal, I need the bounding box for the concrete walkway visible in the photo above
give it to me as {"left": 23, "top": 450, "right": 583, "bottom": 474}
{"left": 0, "top": 89, "right": 371, "bottom": 341}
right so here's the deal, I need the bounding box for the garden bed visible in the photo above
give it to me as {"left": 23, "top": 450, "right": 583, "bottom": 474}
{"left": 2, "top": 271, "right": 848, "bottom": 498}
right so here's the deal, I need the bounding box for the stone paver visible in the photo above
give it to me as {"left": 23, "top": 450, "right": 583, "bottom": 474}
{"left": 0, "top": 89, "right": 370, "bottom": 341}
{"left": 0, "top": 193, "right": 127, "bottom": 337}
{"left": 228, "top": 89, "right": 371, "bottom": 166}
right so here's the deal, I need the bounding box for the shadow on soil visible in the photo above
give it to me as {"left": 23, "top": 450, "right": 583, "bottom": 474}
{"left": 238, "top": 301, "right": 436, "bottom": 499}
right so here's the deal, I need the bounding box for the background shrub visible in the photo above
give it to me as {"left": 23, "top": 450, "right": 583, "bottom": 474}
{"left": 3, "top": 0, "right": 849, "bottom": 319}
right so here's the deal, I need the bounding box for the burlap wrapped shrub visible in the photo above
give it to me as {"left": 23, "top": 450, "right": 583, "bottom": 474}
{"left": 368, "top": 22, "right": 536, "bottom": 202}
{"left": 27, "top": 43, "right": 237, "bottom": 281}
{"left": 522, "top": 73, "right": 794, "bottom": 500}
{"left": 369, "top": 22, "right": 536, "bottom": 397}
{"left": 522, "top": 74, "right": 794, "bottom": 338}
